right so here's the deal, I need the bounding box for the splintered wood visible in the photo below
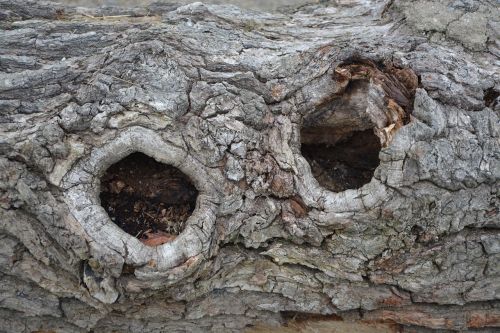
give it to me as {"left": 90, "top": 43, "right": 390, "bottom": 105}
{"left": 300, "top": 60, "right": 418, "bottom": 192}
{"left": 334, "top": 61, "right": 418, "bottom": 147}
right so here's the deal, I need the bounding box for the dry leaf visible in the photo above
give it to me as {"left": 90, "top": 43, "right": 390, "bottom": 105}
{"left": 140, "top": 231, "right": 176, "bottom": 246}
{"left": 109, "top": 180, "right": 126, "bottom": 194}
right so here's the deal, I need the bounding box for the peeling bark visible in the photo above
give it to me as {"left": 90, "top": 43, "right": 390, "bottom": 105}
{"left": 0, "top": 0, "right": 499, "bottom": 332}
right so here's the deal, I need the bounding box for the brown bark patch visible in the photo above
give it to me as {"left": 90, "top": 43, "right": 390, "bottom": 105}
{"left": 367, "top": 310, "right": 454, "bottom": 330}
{"left": 247, "top": 313, "right": 400, "bottom": 333}
{"left": 467, "top": 311, "right": 500, "bottom": 328}
{"left": 289, "top": 197, "right": 308, "bottom": 218}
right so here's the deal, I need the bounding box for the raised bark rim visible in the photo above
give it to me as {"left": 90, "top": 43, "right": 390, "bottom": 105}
{"left": 62, "top": 126, "right": 218, "bottom": 273}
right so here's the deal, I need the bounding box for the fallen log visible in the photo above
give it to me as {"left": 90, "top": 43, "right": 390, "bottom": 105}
{"left": 0, "top": 0, "right": 499, "bottom": 332}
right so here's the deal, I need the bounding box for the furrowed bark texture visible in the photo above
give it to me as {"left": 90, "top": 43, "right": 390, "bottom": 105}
{"left": 0, "top": 0, "right": 499, "bottom": 332}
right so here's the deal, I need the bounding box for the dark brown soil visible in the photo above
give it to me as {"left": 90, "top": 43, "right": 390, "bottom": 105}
{"left": 99, "top": 152, "right": 198, "bottom": 241}
{"left": 301, "top": 129, "right": 381, "bottom": 192}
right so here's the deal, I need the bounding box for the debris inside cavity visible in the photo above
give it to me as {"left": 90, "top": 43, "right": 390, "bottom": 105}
{"left": 484, "top": 87, "right": 499, "bottom": 109}
{"left": 301, "top": 129, "right": 381, "bottom": 192}
{"left": 99, "top": 152, "right": 198, "bottom": 245}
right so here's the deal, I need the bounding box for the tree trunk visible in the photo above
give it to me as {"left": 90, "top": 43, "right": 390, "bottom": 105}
{"left": 0, "top": 0, "right": 499, "bottom": 332}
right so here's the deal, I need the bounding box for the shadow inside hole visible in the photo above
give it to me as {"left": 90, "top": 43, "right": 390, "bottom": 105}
{"left": 301, "top": 128, "right": 381, "bottom": 192}
{"left": 99, "top": 152, "right": 198, "bottom": 242}
{"left": 484, "top": 87, "right": 499, "bottom": 108}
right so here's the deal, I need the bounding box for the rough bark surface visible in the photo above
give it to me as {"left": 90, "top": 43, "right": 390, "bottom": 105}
{"left": 0, "top": 0, "right": 499, "bottom": 332}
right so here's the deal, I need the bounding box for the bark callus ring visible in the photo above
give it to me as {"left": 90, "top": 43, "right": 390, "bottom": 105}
{"left": 62, "top": 127, "right": 218, "bottom": 285}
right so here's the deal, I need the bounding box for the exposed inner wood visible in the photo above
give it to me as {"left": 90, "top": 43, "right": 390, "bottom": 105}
{"left": 300, "top": 61, "right": 417, "bottom": 193}
{"left": 336, "top": 61, "right": 418, "bottom": 114}
{"left": 99, "top": 152, "right": 198, "bottom": 243}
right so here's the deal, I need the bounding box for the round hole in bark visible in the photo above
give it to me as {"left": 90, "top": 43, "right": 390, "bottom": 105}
{"left": 300, "top": 126, "right": 381, "bottom": 192}
{"left": 298, "top": 60, "right": 418, "bottom": 193}
{"left": 99, "top": 152, "right": 198, "bottom": 243}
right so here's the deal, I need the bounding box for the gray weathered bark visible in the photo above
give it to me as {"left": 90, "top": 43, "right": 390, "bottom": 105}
{"left": 0, "top": 0, "right": 499, "bottom": 332}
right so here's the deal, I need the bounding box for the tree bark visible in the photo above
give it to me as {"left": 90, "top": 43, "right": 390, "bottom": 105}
{"left": 0, "top": 0, "right": 499, "bottom": 332}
